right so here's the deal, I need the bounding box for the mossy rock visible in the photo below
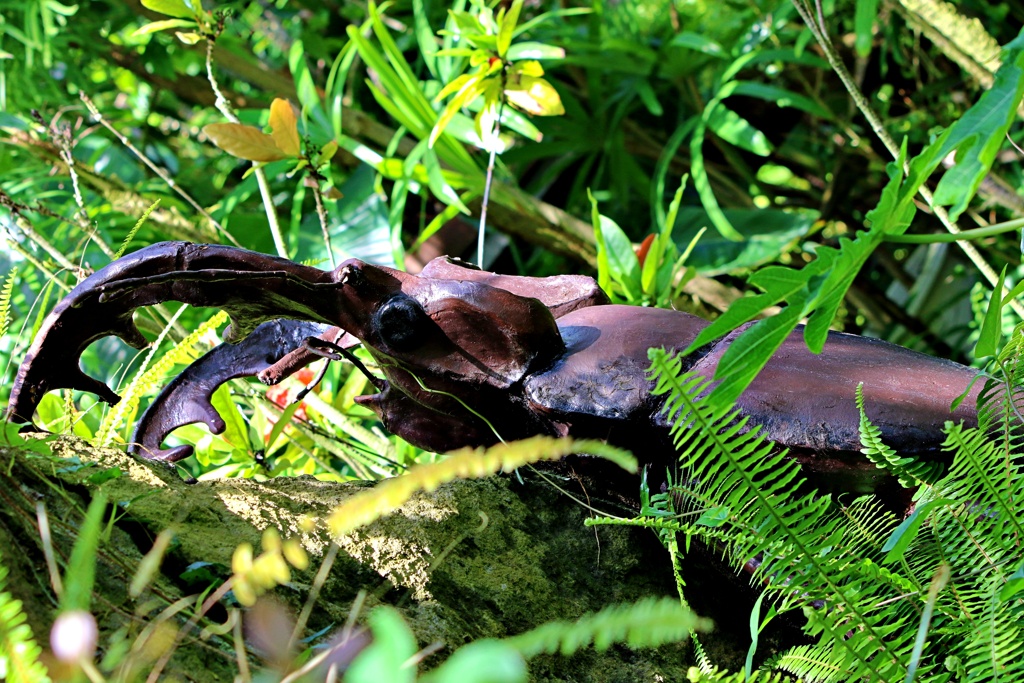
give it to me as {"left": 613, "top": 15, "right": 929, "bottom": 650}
{"left": 0, "top": 435, "right": 755, "bottom": 681}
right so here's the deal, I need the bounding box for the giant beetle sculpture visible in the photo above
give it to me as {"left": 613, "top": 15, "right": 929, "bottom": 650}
{"left": 6, "top": 241, "right": 982, "bottom": 493}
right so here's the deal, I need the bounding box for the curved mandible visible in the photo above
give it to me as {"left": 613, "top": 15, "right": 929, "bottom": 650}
{"left": 7, "top": 242, "right": 343, "bottom": 426}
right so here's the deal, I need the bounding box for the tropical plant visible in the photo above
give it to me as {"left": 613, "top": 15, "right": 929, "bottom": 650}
{"left": 588, "top": 324, "right": 1024, "bottom": 681}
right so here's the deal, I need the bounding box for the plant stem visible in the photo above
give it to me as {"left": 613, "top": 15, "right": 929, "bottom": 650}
{"left": 791, "top": 0, "right": 1024, "bottom": 320}
{"left": 477, "top": 99, "right": 506, "bottom": 268}
{"left": 80, "top": 92, "right": 238, "bottom": 249}
{"left": 205, "top": 39, "right": 288, "bottom": 257}
{"left": 883, "top": 217, "right": 1024, "bottom": 243}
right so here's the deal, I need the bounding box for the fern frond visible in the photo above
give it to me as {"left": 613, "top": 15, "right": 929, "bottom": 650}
{"left": 97, "top": 309, "right": 228, "bottom": 446}
{"left": 0, "top": 551, "right": 51, "bottom": 683}
{"left": 328, "top": 436, "right": 636, "bottom": 537}
{"left": 857, "top": 384, "right": 944, "bottom": 487}
{"left": 504, "top": 596, "right": 709, "bottom": 658}
{"left": 0, "top": 268, "right": 16, "bottom": 340}
{"left": 648, "top": 347, "right": 913, "bottom": 681}
{"left": 113, "top": 199, "right": 160, "bottom": 259}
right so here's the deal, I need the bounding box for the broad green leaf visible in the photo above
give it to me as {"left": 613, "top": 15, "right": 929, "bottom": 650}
{"left": 706, "top": 104, "right": 771, "bottom": 156}
{"left": 496, "top": 0, "right": 522, "bottom": 58}
{"left": 132, "top": 18, "right": 195, "bottom": 36}
{"left": 672, "top": 207, "right": 816, "bottom": 276}
{"left": 62, "top": 491, "right": 107, "bottom": 612}
{"left": 203, "top": 123, "right": 290, "bottom": 162}
{"left": 975, "top": 265, "right": 1007, "bottom": 358}
{"left": 504, "top": 76, "right": 565, "bottom": 116}
{"left": 508, "top": 60, "right": 544, "bottom": 78}
{"left": 590, "top": 194, "right": 640, "bottom": 300}
{"left": 683, "top": 265, "right": 807, "bottom": 355}
{"left": 424, "top": 147, "right": 470, "bottom": 214}
{"left": 690, "top": 115, "right": 742, "bottom": 242}
{"left": 931, "top": 34, "right": 1024, "bottom": 221}
{"left": 720, "top": 81, "right": 833, "bottom": 120}
{"left": 209, "top": 384, "right": 249, "bottom": 451}
{"left": 141, "top": 0, "right": 193, "bottom": 19}
{"left": 803, "top": 233, "right": 881, "bottom": 353}
{"left": 346, "top": 607, "right": 417, "bottom": 683}
{"left": 268, "top": 98, "right": 301, "bottom": 157}
{"left": 854, "top": 0, "right": 880, "bottom": 57}
{"left": 999, "top": 565, "right": 1024, "bottom": 602}
{"left": 696, "top": 505, "right": 730, "bottom": 527}
{"left": 506, "top": 42, "right": 565, "bottom": 61}
{"left": 669, "top": 32, "right": 725, "bottom": 57}
{"left": 882, "top": 499, "right": 952, "bottom": 563}
{"left": 707, "top": 303, "right": 807, "bottom": 405}
{"left": 421, "top": 640, "right": 527, "bottom": 683}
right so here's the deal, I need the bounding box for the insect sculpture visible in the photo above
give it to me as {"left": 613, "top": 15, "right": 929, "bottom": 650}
{"left": 6, "top": 241, "right": 980, "bottom": 494}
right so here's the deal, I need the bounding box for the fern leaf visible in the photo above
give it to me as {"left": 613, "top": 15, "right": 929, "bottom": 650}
{"left": 504, "top": 597, "right": 709, "bottom": 658}
{"left": 856, "top": 384, "right": 943, "bottom": 487}
{"left": 113, "top": 199, "right": 160, "bottom": 259}
{"left": 0, "top": 268, "right": 16, "bottom": 340}
{"left": 97, "top": 309, "right": 228, "bottom": 446}
{"left": 647, "top": 347, "right": 912, "bottom": 681}
{"left": 0, "top": 551, "right": 51, "bottom": 683}
{"left": 328, "top": 436, "right": 636, "bottom": 537}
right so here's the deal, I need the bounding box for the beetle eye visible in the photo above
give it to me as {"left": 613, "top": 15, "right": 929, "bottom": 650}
{"left": 374, "top": 296, "right": 430, "bottom": 351}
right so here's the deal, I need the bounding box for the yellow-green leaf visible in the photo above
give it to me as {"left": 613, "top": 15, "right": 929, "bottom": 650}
{"left": 203, "top": 123, "right": 290, "bottom": 162}
{"left": 269, "top": 98, "right": 301, "bottom": 157}
{"left": 141, "top": 0, "right": 194, "bottom": 19}
{"left": 504, "top": 76, "right": 564, "bottom": 116}
{"left": 175, "top": 31, "right": 202, "bottom": 45}
{"left": 509, "top": 59, "right": 544, "bottom": 78}
{"left": 318, "top": 139, "right": 339, "bottom": 165}
{"left": 132, "top": 18, "right": 196, "bottom": 36}
{"left": 434, "top": 72, "right": 478, "bottom": 102}
{"left": 497, "top": 0, "right": 523, "bottom": 58}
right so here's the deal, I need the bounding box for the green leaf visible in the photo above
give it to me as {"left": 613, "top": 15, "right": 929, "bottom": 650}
{"left": 590, "top": 192, "right": 640, "bottom": 299}
{"left": 721, "top": 81, "right": 833, "bottom": 120}
{"left": 975, "top": 265, "right": 1007, "bottom": 358}
{"left": 141, "top": 0, "right": 194, "bottom": 19}
{"left": 931, "top": 36, "right": 1024, "bottom": 221}
{"left": 708, "top": 303, "right": 807, "bottom": 406}
{"left": 854, "top": 0, "right": 880, "bottom": 57}
{"left": 802, "top": 233, "right": 882, "bottom": 353}
{"left": 506, "top": 42, "right": 565, "bottom": 61}
{"left": 346, "top": 607, "right": 417, "bottom": 683}
{"left": 504, "top": 76, "right": 565, "bottom": 116}
{"left": 424, "top": 147, "right": 470, "bottom": 214}
{"left": 430, "top": 74, "right": 487, "bottom": 147}
{"left": 696, "top": 505, "right": 730, "bottom": 527}
{"left": 209, "top": 384, "right": 249, "bottom": 452}
{"left": 672, "top": 207, "right": 816, "bottom": 276}
{"left": 62, "top": 491, "right": 107, "bottom": 612}
{"left": 668, "top": 32, "right": 726, "bottom": 57}
{"left": 421, "top": 640, "right": 527, "bottom": 683}
{"left": 706, "top": 104, "right": 771, "bottom": 156}
{"left": 685, "top": 265, "right": 809, "bottom": 354}
{"left": 132, "top": 18, "right": 196, "bottom": 36}
{"left": 690, "top": 115, "right": 743, "bottom": 242}
{"left": 496, "top": 0, "right": 522, "bottom": 58}
{"left": 999, "top": 565, "right": 1024, "bottom": 602}
{"left": 882, "top": 499, "right": 952, "bottom": 563}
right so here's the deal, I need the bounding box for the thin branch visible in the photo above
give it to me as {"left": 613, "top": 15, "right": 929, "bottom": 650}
{"left": 205, "top": 39, "right": 289, "bottom": 258}
{"left": 79, "top": 92, "right": 239, "bottom": 248}
{"left": 790, "top": 0, "right": 1024, "bottom": 320}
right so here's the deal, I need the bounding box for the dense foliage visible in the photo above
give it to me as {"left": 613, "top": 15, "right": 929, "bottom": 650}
{"left": 2, "top": 0, "right": 1024, "bottom": 680}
